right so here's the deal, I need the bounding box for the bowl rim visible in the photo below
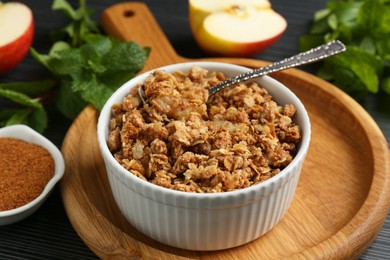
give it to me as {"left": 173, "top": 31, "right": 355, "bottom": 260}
{"left": 0, "top": 124, "right": 65, "bottom": 217}
{"left": 97, "top": 61, "right": 311, "bottom": 200}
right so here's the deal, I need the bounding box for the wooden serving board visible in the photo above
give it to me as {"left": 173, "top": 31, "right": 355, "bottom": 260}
{"left": 60, "top": 2, "right": 390, "bottom": 259}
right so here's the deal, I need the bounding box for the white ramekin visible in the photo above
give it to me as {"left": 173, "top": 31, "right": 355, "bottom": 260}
{"left": 0, "top": 124, "right": 65, "bottom": 226}
{"left": 97, "top": 62, "right": 311, "bottom": 250}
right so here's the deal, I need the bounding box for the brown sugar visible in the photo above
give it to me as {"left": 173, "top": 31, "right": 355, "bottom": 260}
{"left": 0, "top": 137, "right": 54, "bottom": 211}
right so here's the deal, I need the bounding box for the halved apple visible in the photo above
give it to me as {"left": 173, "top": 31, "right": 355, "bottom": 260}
{"left": 189, "top": 0, "right": 287, "bottom": 57}
{"left": 0, "top": 2, "right": 34, "bottom": 75}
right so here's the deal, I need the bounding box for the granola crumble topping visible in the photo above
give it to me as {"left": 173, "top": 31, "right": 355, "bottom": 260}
{"left": 108, "top": 66, "right": 301, "bottom": 193}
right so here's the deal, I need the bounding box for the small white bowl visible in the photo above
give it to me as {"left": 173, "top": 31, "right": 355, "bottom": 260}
{"left": 97, "top": 62, "right": 311, "bottom": 250}
{"left": 0, "top": 124, "right": 65, "bottom": 226}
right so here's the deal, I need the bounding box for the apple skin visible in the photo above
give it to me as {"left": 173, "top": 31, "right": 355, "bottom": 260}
{"left": 0, "top": 3, "right": 34, "bottom": 75}
{"left": 195, "top": 24, "right": 285, "bottom": 57}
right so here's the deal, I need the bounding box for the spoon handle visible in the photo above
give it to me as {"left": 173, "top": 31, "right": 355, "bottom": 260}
{"left": 208, "top": 40, "right": 346, "bottom": 96}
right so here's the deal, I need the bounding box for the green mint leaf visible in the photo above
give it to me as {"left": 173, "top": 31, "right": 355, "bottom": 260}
{"left": 327, "top": 1, "right": 362, "bottom": 24}
{"left": 29, "top": 105, "right": 48, "bottom": 134}
{"left": 309, "top": 13, "right": 331, "bottom": 34}
{"left": 59, "top": 38, "right": 149, "bottom": 111}
{"left": 69, "top": 70, "right": 94, "bottom": 92}
{"left": 82, "top": 33, "right": 106, "bottom": 44}
{"left": 99, "top": 71, "right": 137, "bottom": 91}
{"left": 67, "top": 68, "right": 122, "bottom": 110}
{"left": 79, "top": 37, "right": 112, "bottom": 73}
{"left": 64, "top": 70, "right": 111, "bottom": 110}
{"left": 336, "top": 24, "right": 353, "bottom": 43}
{"left": 52, "top": 0, "right": 77, "bottom": 19}
{"left": 83, "top": 36, "right": 113, "bottom": 57}
{"left": 30, "top": 41, "right": 71, "bottom": 73}
{"left": 319, "top": 64, "right": 369, "bottom": 99}
{"left": 0, "top": 109, "right": 18, "bottom": 121}
{"left": 0, "top": 89, "right": 48, "bottom": 133}
{"left": 63, "top": 23, "right": 77, "bottom": 40}
{"left": 50, "top": 37, "right": 113, "bottom": 78}
{"left": 5, "top": 110, "right": 30, "bottom": 126}
{"left": 102, "top": 42, "right": 150, "bottom": 73}
{"left": 0, "top": 79, "right": 56, "bottom": 95}
{"left": 49, "top": 41, "right": 72, "bottom": 55}
{"left": 48, "top": 48, "right": 83, "bottom": 76}
{"left": 30, "top": 47, "right": 51, "bottom": 71}
{"left": 79, "top": 79, "right": 114, "bottom": 110}
{"left": 382, "top": 77, "right": 390, "bottom": 95}
{"left": 0, "top": 89, "right": 42, "bottom": 108}
{"left": 314, "top": 9, "right": 330, "bottom": 22}
{"left": 357, "top": 0, "right": 390, "bottom": 38}
{"left": 359, "top": 37, "right": 376, "bottom": 55}
{"left": 55, "top": 80, "right": 88, "bottom": 119}
{"left": 376, "top": 38, "right": 390, "bottom": 58}
{"left": 327, "top": 14, "right": 338, "bottom": 31}
{"left": 322, "top": 46, "right": 382, "bottom": 94}
{"left": 0, "top": 109, "right": 24, "bottom": 128}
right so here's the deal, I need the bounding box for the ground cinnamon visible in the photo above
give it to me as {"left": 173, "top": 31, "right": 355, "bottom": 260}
{"left": 0, "top": 137, "right": 54, "bottom": 211}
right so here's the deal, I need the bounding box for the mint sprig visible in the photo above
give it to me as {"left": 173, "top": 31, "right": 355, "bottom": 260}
{"left": 0, "top": 88, "right": 47, "bottom": 133}
{"left": 0, "top": 0, "right": 150, "bottom": 132}
{"left": 299, "top": 0, "right": 390, "bottom": 99}
{"left": 51, "top": 0, "right": 100, "bottom": 47}
{"left": 31, "top": 36, "right": 150, "bottom": 118}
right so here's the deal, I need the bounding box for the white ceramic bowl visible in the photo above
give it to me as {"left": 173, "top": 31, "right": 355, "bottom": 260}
{"left": 97, "top": 62, "right": 311, "bottom": 250}
{"left": 0, "top": 124, "right": 65, "bottom": 226}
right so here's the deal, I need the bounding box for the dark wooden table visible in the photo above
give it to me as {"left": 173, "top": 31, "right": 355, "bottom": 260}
{"left": 1, "top": 0, "right": 389, "bottom": 259}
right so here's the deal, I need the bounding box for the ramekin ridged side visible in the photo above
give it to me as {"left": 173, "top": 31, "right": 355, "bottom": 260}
{"left": 103, "top": 150, "right": 305, "bottom": 250}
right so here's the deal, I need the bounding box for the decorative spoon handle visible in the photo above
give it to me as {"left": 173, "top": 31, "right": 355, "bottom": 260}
{"left": 208, "top": 40, "right": 346, "bottom": 96}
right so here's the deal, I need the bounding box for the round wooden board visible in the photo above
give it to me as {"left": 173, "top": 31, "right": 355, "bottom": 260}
{"left": 60, "top": 62, "right": 390, "bottom": 259}
{"left": 60, "top": 2, "right": 390, "bottom": 259}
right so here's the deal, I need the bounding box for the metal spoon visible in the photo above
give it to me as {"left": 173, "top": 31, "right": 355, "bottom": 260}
{"left": 138, "top": 40, "right": 346, "bottom": 104}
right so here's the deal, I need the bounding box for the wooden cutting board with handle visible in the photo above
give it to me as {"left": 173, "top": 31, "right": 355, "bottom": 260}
{"left": 60, "top": 2, "right": 390, "bottom": 259}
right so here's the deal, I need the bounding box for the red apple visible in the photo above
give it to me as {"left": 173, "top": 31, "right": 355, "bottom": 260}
{"left": 189, "top": 0, "right": 287, "bottom": 57}
{"left": 0, "top": 1, "right": 34, "bottom": 75}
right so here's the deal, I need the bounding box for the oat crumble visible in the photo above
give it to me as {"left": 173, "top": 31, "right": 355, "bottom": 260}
{"left": 108, "top": 66, "right": 301, "bottom": 193}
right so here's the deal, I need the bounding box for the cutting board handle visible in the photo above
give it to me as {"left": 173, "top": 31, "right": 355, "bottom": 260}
{"left": 100, "top": 2, "right": 185, "bottom": 71}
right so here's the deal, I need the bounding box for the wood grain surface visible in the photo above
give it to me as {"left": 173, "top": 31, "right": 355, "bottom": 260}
{"left": 60, "top": 2, "right": 390, "bottom": 259}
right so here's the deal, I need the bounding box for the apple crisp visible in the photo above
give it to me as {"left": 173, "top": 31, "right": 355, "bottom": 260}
{"left": 108, "top": 66, "right": 301, "bottom": 193}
